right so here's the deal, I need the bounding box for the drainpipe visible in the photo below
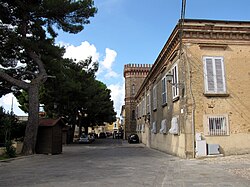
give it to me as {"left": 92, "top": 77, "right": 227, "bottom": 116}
{"left": 185, "top": 49, "right": 196, "bottom": 158}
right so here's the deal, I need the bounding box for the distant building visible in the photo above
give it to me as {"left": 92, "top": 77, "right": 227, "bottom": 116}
{"left": 123, "top": 64, "right": 152, "bottom": 139}
{"left": 16, "top": 116, "right": 28, "bottom": 122}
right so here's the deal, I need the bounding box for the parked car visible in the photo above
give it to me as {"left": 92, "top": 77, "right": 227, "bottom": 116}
{"left": 79, "top": 134, "right": 91, "bottom": 144}
{"left": 128, "top": 134, "right": 139, "bottom": 144}
{"left": 88, "top": 133, "right": 95, "bottom": 142}
{"left": 114, "top": 132, "right": 123, "bottom": 139}
{"left": 106, "top": 131, "right": 112, "bottom": 137}
{"left": 98, "top": 132, "right": 106, "bottom": 139}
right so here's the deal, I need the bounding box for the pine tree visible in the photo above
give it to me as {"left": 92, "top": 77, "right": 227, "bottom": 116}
{"left": 0, "top": 0, "right": 97, "bottom": 155}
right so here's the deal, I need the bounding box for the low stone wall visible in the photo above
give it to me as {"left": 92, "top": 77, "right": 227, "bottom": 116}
{"left": 0, "top": 141, "right": 23, "bottom": 155}
{"left": 13, "top": 141, "right": 23, "bottom": 154}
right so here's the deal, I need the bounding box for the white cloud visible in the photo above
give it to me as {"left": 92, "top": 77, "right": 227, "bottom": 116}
{"left": 101, "top": 48, "right": 117, "bottom": 70}
{"left": 0, "top": 93, "right": 27, "bottom": 116}
{"left": 63, "top": 41, "right": 119, "bottom": 79}
{"left": 63, "top": 41, "right": 99, "bottom": 62}
{"left": 104, "top": 71, "right": 119, "bottom": 79}
{"left": 108, "top": 81, "right": 125, "bottom": 116}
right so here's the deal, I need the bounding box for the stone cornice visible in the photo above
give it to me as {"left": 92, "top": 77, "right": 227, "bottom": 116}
{"left": 134, "top": 19, "right": 250, "bottom": 99}
{"left": 182, "top": 19, "right": 250, "bottom": 42}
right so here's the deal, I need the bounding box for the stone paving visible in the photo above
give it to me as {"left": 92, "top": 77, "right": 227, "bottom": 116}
{"left": 0, "top": 139, "right": 249, "bottom": 187}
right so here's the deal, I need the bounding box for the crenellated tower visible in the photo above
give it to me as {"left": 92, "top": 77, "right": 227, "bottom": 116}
{"left": 123, "top": 64, "right": 152, "bottom": 138}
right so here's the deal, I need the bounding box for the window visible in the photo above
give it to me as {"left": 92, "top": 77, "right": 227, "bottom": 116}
{"left": 141, "top": 124, "right": 145, "bottom": 133}
{"left": 153, "top": 85, "right": 157, "bottom": 110}
{"left": 132, "top": 84, "right": 135, "bottom": 95}
{"left": 203, "top": 56, "right": 226, "bottom": 94}
{"left": 136, "top": 124, "right": 140, "bottom": 132}
{"left": 171, "top": 64, "right": 179, "bottom": 99}
{"left": 132, "top": 110, "right": 135, "bottom": 120}
{"left": 136, "top": 105, "right": 139, "bottom": 119}
{"left": 162, "top": 77, "right": 167, "bottom": 105}
{"left": 146, "top": 93, "right": 151, "bottom": 114}
{"left": 142, "top": 97, "right": 146, "bottom": 116}
{"left": 204, "top": 114, "right": 229, "bottom": 136}
{"left": 138, "top": 101, "right": 142, "bottom": 118}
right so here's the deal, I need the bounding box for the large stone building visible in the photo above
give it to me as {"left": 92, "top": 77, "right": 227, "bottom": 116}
{"left": 125, "top": 19, "right": 250, "bottom": 158}
{"left": 123, "top": 64, "right": 152, "bottom": 139}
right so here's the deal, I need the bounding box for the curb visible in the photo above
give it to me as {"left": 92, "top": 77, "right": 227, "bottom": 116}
{"left": 0, "top": 154, "right": 35, "bottom": 163}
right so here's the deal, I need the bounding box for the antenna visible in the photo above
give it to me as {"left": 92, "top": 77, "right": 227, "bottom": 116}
{"left": 179, "top": 0, "right": 186, "bottom": 59}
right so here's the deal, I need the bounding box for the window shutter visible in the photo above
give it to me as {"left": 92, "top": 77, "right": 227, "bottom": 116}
{"left": 153, "top": 85, "right": 157, "bottom": 110}
{"left": 204, "top": 57, "right": 226, "bottom": 93}
{"left": 215, "top": 58, "right": 225, "bottom": 92}
{"left": 162, "top": 78, "right": 166, "bottom": 104}
{"left": 205, "top": 58, "right": 215, "bottom": 92}
{"left": 172, "top": 64, "right": 179, "bottom": 98}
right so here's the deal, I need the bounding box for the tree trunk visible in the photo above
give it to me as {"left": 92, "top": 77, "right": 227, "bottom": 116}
{"left": 21, "top": 84, "right": 39, "bottom": 155}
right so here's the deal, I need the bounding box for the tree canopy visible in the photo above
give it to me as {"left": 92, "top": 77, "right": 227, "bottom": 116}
{"left": 0, "top": 0, "right": 97, "bottom": 154}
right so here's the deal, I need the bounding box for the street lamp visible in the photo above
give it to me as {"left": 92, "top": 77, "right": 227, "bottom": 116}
{"left": 166, "top": 72, "right": 173, "bottom": 83}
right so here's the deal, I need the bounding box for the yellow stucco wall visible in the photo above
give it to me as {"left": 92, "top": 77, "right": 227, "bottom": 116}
{"left": 135, "top": 20, "right": 250, "bottom": 158}
{"left": 186, "top": 43, "right": 250, "bottom": 156}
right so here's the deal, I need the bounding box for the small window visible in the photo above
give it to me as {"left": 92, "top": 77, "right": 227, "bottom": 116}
{"left": 132, "top": 110, "right": 135, "bottom": 120}
{"left": 146, "top": 93, "right": 151, "bottom": 114}
{"left": 171, "top": 64, "right": 179, "bottom": 99}
{"left": 132, "top": 84, "right": 135, "bottom": 95}
{"left": 136, "top": 105, "right": 139, "bottom": 119}
{"left": 203, "top": 56, "right": 226, "bottom": 94}
{"left": 141, "top": 124, "right": 145, "bottom": 133}
{"left": 153, "top": 85, "right": 157, "bottom": 110}
{"left": 138, "top": 102, "right": 141, "bottom": 118}
{"left": 142, "top": 97, "right": 146, "bottom": 116}
{"left": 162, "top": 77, "right": 167, "bottom": 105}
{"left": 136, "top": 124, "right": 140, "bottom": 132}
{"left": 204, "top": 114, "right": 229, "bottom": 136}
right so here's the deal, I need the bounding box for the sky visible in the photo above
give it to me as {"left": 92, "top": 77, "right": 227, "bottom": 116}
{"left": 1, "top": 0, "right": 250, "bottom": 117}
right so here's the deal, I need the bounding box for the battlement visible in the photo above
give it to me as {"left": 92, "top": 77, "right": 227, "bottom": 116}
{"left": 124, "top": 64, "right": 152, "bottom": 68}
{"left": 124, "top": 63, "right": 152, "bottom": 77}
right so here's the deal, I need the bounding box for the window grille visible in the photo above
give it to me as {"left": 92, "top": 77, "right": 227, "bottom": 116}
{"left": 204, "top": 115, "right": 229, "bottom": 136}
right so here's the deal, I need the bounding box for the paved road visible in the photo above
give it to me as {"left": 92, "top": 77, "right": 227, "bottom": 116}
{"left": 0, "top": 138, "right": 249, "bottom": 187}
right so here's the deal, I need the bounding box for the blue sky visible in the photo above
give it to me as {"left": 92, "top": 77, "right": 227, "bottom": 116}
{"left": 1, "top": 0, "right": 250, "bottom": 116}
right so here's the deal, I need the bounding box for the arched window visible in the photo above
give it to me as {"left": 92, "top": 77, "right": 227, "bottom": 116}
{"left": 132, "top": 84, "right": 135, "bottom": 95}
{"left": 132, "top": 110, "right": 135, "bottom": 120}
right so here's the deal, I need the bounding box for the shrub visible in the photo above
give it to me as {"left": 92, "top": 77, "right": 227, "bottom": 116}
{"left": 4, "top": 140, "right": 16, "bottom": 158}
